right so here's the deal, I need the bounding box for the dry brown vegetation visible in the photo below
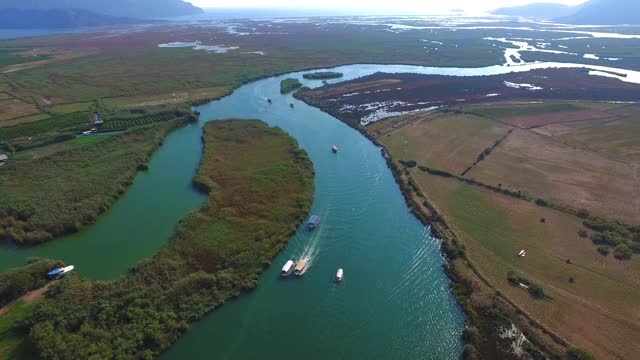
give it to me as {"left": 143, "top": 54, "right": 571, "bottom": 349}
{"left": 0, "top": 98, "right": 39, "bottom": 122}
{"left": 370, "top": 111, "right": 511, "bottom": 174}
{"left": 469, "top": 129, "right": 639, "bottom": 223}
{"left": 411, "top": 170, "right": 640, "bottom": 360}
{"left": 363, "top": 99, "right": 640, "bottom": 359}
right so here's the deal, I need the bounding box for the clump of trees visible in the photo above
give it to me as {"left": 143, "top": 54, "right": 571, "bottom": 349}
{"left": 566, "top": 347, "right": 596, "bottom": 360}
{"left": 302, "top": 71, "right": 344, "bottom": 80}
{"left": 0, "top": 258, "right": 63, "bottom": 308}
{"left": 280, "top": 78, "right": 303, "bottom": 94}
{"left": 580, "top": 216, "right": 640, "bottom": 260}
{"left": 399, "top": 160, "right": 417, "bottom": 168}
{"left": 507, "top": 271, "right": 546, "bottom": 299}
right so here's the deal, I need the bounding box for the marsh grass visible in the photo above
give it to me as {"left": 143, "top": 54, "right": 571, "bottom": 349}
{"left": 17, "top": 120, "right": 314, "bottom": 359}
{"left": 0, "top": 118, "right": 191, "bottom": 245}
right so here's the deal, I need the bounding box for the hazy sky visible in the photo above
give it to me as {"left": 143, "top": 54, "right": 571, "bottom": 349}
{"left": 189, "top": 0, "right": 587, "bottom": 13}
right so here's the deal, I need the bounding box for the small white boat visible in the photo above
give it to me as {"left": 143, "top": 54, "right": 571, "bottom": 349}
{"left": 294, "top": 259, "right": 308, "bottom": 276}
{"left": 47, "top": 265, "right": 75, "bottom": 279}
{"left": 336, "top": 268, "right": 344, "bottom": 282}
{"left": 518, "top": 250, "right": 526, "bottom": 257}
{"left": 281, "top": 260, "right": 294, "bottom": 277}
{"left": 331, "top": 145, "right": 338, "bottom": 153}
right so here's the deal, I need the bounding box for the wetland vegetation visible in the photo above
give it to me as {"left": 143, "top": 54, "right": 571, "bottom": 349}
{"left": 280, "top": 78, "right": 303, "bottom": 94}
{"left": 0, "top": 117, "right": 193, "bottom": 245}
{"left": 1, "top": 14, "right": 640, "bottom": 360}
{"left": 299, "top": 73, "right": 640, "bottom": 358}
{"left": 0, "top": 120, "right": 314, "bottom": 359}
{"left": 302, "top": 71, "right": 344, "bottom": 80}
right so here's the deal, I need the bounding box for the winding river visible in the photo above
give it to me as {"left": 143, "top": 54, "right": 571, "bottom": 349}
{"left": 3, "top": 61, "right": 640, "bottom": 358}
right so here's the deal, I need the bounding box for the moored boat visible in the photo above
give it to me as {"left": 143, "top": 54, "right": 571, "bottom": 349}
{"left": 307, "top": 215, "right": 320, "bottom": 230}
{"left": 47, "top": 265, "right": 75, "bottom": 279}
{"left": 281, "top": 260, "right": 294, "bottom": 277}
{"left": 336, "top": 268, "right": 344, "bottom": 282}
{"left": 294, "top": 259, "right": 308, "bottom": 276}
{"left": 331, "top": 145, "right": 338, "bottom": 153}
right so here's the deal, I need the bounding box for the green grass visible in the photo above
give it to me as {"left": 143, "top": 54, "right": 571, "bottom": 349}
{"left": 468, "top": 103, "right": 583, "bottom": 119}
{"left": 20, "top": 120, "right": 314, "bottom": 359}
{"left": 0, "top": 112, "right": 89, "bottom": 141}
{"left": 0, "top": 301, "right": 38, "bottom": 360}
{"left": 50, "top": 102, "right": 92, "bottom": 115}
{"left": 0, "top": 118, "right": 191, "bottom": 244}
{"left": 0, "top": 49, "right": 50, "bottom": 68}
{"left": 102, "top": 112, "right": 184, "bottom": 130}
{"left": 68, "top": 135, "right": 110, "bottom": 146}
{"left": 280, "top": 78, "right": 302, "bottom": 94}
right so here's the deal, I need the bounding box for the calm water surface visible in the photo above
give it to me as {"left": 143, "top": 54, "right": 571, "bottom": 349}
{"left": 3, "top": 61, "right": 640, "bottom": 357}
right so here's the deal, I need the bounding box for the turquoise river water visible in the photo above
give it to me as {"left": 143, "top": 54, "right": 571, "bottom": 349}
{"left": 3, "top": 61, "right": 640, "bottom": 359}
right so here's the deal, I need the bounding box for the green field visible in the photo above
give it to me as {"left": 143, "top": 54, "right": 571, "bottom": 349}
{"left": 0, "top": 112, "right": 89, "bottom": 141}
{"left": 0, "top": 301, "right": 38, "bottom": 359}
{"left": 102, "top": 112, "right": 183, "bottom": 130}
{"left": 3, "top": 120, "right": 314, "bottom": 359}
{"left": 0, "top": 49, "right": 50, "bottom": 68}
{"left": 467, "top": 103, "right": 583, "bottom": 119}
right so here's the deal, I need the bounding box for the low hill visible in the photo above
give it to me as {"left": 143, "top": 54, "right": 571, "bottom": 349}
{"left": 0, "top": 0, "right": 203, "bottom": 19}
{"left": 493, "top": 0, "right": 640, "bottom": 24}
{"left": 561, "top": 0, "right": 640, "bottom": 24}
{"left": 0, "top": 8, "right": 146, "bottom": 29}
{"left": 492, "top": 2, "right": 575, "bottom": 19}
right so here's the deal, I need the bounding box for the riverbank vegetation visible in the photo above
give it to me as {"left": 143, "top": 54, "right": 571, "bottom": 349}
{"left": 302, "top": 71, "right": 344, "bottom": 80}
{"left": 2, "top": 120, "right": 314, "bottom": 359}
{"left": 296, "top": 89, "right": 640, "bottom": 359}
{"left": 0, "top": 116, "right": 194, "bottom": 245}
{"left": 280, "top": 78, "right": 302, "bottom": 94}
{"left": 0, "top": 258, "right": 62, "bottom": 308}
{"left": 368, "top": 104, "right": 640, "bottom": 360}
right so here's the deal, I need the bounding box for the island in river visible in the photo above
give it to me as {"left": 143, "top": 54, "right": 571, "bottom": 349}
{"left": 0, "top": 120, "right": 314, "bottom": 359}
{"left": 302, "top": 71, "right": 344, "bottom": 80}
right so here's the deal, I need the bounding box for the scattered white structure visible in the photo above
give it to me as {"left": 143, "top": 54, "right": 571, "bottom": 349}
{"left": 281, "top": 260, "right": 294, "bottom": 277}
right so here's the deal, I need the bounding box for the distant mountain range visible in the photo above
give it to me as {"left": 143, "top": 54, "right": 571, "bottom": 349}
{"left": 492, "top": 3, "right": 575, "bottom": 18}
{"left": 0, "top": 0, "right": 203, "bottom": 28}
{"left": 0, "top": 8, "right": 147, "bottom": 29}
{"left": 492, "top": 0, "right": 640, "bottom": 24}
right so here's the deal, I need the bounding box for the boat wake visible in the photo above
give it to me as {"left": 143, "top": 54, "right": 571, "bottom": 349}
{"left": 293, "top": 218, "right": 325, "bottom": 273}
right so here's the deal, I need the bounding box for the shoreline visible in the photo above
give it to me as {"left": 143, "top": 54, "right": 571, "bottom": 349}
{"left": 0, "top": 114, "right": 198, "bottom": 247}
{"left": 17, "top": 119, "right": 315, "bottom": 358}
{"left": 294, "top": 90, "right": 571, "bottom": 358}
